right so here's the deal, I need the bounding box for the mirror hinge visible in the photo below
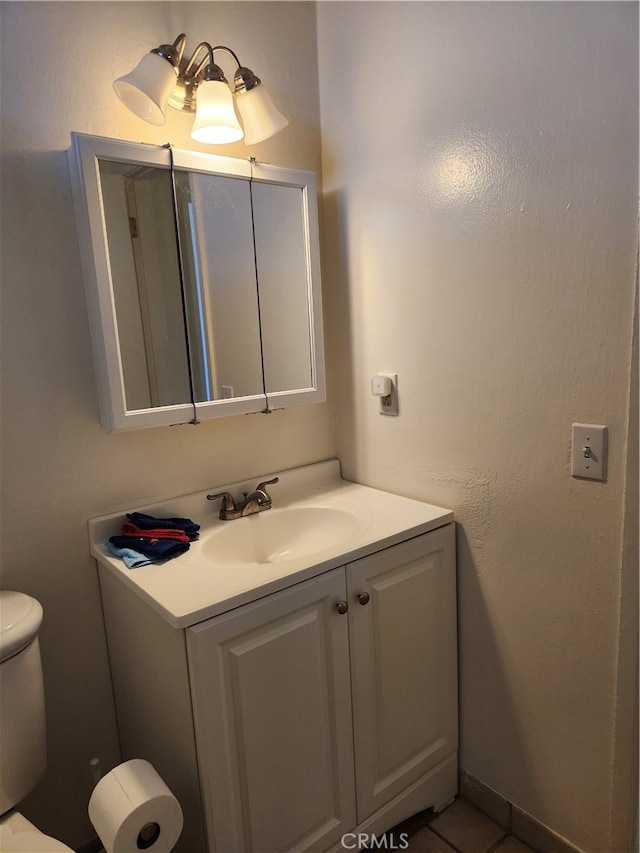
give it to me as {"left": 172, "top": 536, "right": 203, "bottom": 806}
{"left": 129, "top": 216, "right": 138, "bottom": 239}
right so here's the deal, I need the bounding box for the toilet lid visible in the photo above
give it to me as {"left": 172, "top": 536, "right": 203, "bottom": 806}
{"left": 0, "top": 591, "right": 43, "bottom": 663}
{"left": 0, "top": 812, "right": 73, "bottom": 852}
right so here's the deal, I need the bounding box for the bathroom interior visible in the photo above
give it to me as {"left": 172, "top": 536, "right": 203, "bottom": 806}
{"left": 0, "top": 1, "right": 638, "bottom": 852}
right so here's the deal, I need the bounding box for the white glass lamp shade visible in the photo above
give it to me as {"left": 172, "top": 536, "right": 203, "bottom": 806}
{"left": 113, "top": 53, "right": 178, "bottom": 126}
{"left": 234, "top": 85, "right": 289, "bottom": 145}
{"left": 190, "top": 80, "right": 244, "bottom": 144}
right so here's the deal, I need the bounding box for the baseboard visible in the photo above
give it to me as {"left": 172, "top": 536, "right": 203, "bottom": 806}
{"left": 460, "top": 771, "right": 585, "bottom": 853}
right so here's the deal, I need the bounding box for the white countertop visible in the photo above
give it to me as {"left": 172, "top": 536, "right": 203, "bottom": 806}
{"left": 88, "top": 460, "right": 453, "bottom": 628}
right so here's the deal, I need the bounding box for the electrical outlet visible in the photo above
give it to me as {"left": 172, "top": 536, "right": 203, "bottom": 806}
{"left": 379, "top": 374, "right": 398, "bottom": 416}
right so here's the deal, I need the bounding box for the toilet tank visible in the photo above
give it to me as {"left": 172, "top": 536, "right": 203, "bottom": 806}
{"left": 0, "top": 591, "right": 46, "bottom": 814}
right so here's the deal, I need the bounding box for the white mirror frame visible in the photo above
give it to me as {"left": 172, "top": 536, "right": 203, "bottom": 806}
{"left": 67, "top": 133, "right": 325, "bottom": 432}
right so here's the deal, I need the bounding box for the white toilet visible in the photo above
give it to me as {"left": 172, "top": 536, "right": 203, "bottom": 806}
{"left": 0, "top": 590, "right": 74, "bottom": 852}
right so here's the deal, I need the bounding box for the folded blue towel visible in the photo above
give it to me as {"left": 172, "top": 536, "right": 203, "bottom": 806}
{"left": 126, "top": 512, "right": 200, "bottom": 539}
{"left": 106, "top": 540, "right": 156, "bottom": 569}
{"left": 108, "top": 535, "right": 190, "bottom": 562}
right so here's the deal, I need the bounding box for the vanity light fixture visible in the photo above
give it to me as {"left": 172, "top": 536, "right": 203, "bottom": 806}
{"left": 113, "top": 34, "right": 289, "bottom": 145}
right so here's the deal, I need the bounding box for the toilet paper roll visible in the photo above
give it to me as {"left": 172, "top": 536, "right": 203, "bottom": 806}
{"left": 88, "top": 759, "right": 183, "bottom": 853}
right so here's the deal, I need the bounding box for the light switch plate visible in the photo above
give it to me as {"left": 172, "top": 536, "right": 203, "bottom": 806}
{"left": 572, "top": 423, "right": 607, "bottom": 481}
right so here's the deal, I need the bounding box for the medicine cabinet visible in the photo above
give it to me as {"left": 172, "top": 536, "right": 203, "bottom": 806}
{"left": 67, "top": 133, "right": 325, "bottom": 431}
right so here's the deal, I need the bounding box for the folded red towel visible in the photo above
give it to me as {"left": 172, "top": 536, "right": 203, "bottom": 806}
{"left": 120, "top": 522, "right": 190, "bottom": 543}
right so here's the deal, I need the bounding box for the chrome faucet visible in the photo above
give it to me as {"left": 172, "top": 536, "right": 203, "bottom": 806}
{"left": 207, "top": 477, "right": 279, "bottom": 520}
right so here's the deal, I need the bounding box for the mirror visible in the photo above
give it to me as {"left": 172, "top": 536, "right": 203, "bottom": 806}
{"left": 174, "top": 170, "right": 264, "bottom": 403}
{"left": 68, "top": 134, "right": 325, "bottom": 431}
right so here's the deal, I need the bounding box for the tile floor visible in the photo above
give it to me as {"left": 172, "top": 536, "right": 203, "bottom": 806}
{"left": 85, "top": 795, "right": 536, "bottom": 853}
{"left": 380, "top": 796, "right": 536, "bottom": 853}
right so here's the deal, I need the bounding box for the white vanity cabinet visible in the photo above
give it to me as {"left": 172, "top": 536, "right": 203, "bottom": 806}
{"left": 185, "top": 525, "right": 457, "bottom": 852}
{"left": 93, "top": 461, "right": 458, "bottom": 853}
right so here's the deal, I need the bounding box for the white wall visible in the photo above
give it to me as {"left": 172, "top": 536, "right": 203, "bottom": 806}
{"left": 317, "top": 2, "right": 638, "bottom": 851}
{"left": 0, "top": 2, "right": 333, "bottom": 847}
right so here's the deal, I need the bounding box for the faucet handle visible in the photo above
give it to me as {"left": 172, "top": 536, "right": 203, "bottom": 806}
{"left": 256, "top": 476, "right": 279, "bottom": 493}
{"left": 256, "top": 477, "right": 280, "bottom": 500}
{"left": 207, "top": 491, "right": 237, "bottom": 512}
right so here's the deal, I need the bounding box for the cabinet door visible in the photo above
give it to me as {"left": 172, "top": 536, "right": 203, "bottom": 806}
{"left": 186, "top": 568, "right": 356, "bottom": 853}
{"left": 347, "top": 525, "right": 458, "bottom": 821}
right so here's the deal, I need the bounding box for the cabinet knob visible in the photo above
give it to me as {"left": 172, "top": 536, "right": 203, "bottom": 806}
{"left": 336, "top": 600, "right": 349, "bottom": 615}
{"left": 357, "top": 592, "right": 370, "bottom": 606}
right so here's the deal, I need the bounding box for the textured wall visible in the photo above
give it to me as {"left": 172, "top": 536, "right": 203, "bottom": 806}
{"left": 0, "top": 2, "right": 332, "bottom": 847}
{"left": 317, "top": 3, "right": 638, "bottom": 850}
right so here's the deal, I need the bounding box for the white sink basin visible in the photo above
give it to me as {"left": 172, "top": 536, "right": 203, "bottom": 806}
{"left": 198, "top": 506, "right": 362, "bottom": 566}
{"left": 89, "top": 459, "right": 453, "bottom": 627}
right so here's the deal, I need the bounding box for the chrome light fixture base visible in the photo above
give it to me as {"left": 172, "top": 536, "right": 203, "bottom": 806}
{"left": 167, "top": 77, "right": 199, "bottom": 113}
